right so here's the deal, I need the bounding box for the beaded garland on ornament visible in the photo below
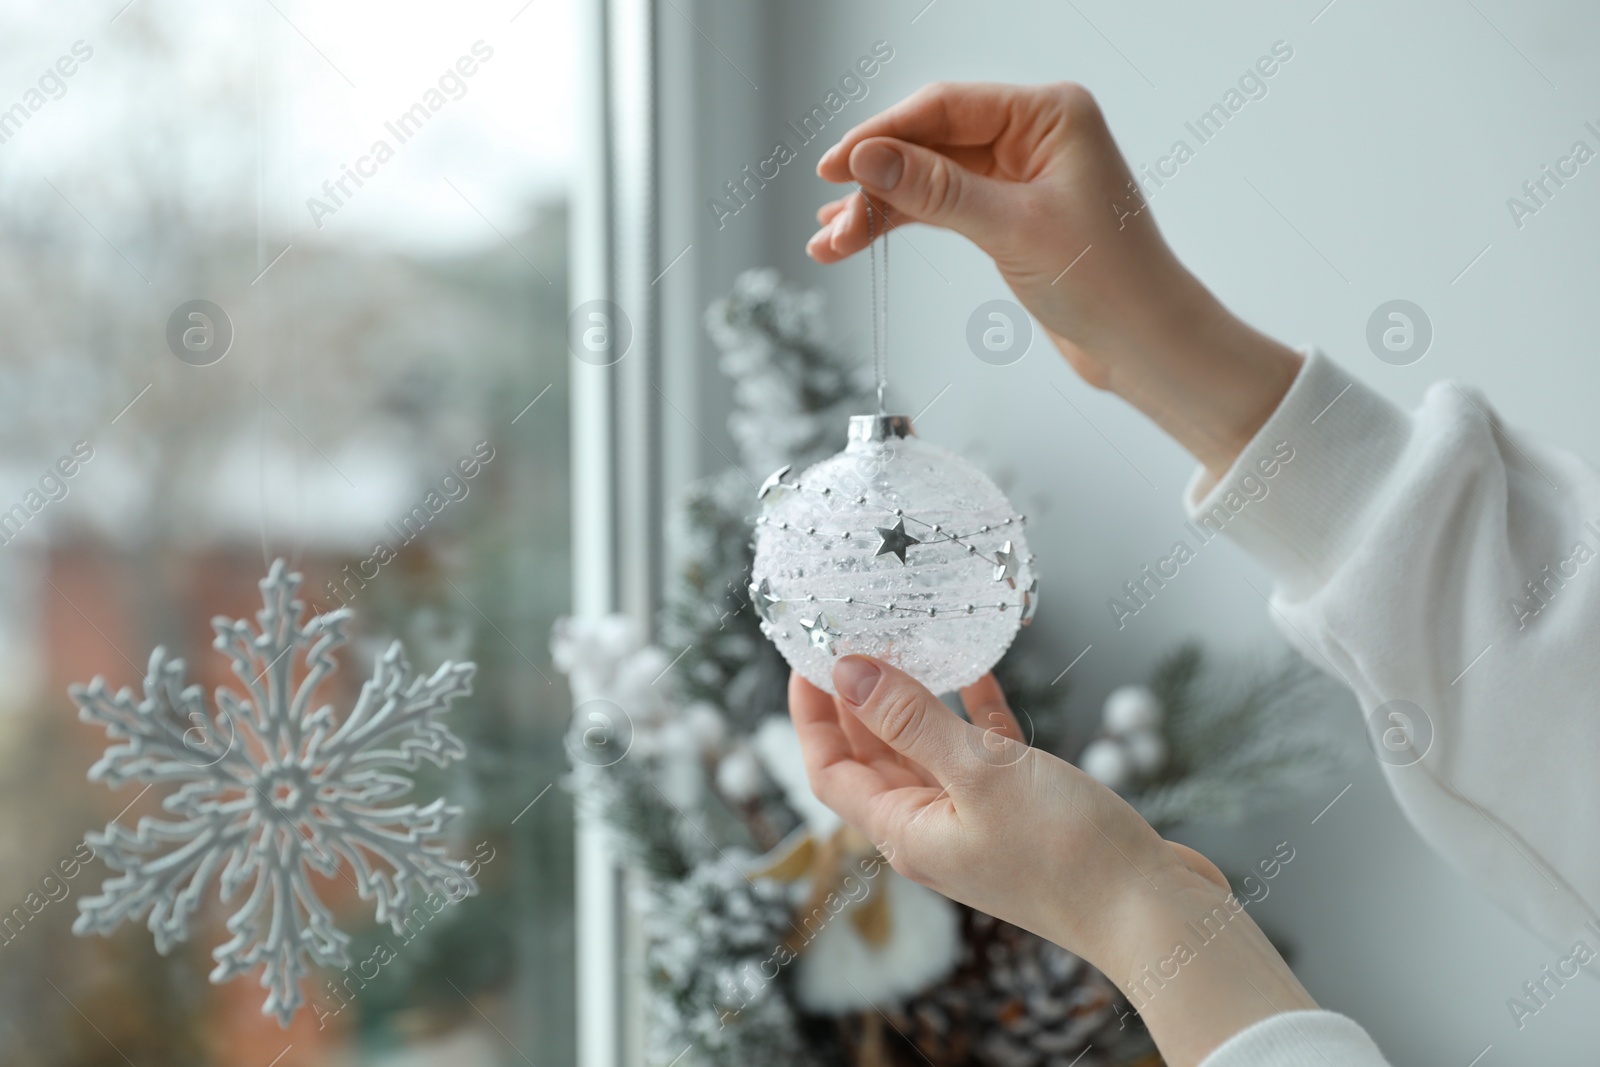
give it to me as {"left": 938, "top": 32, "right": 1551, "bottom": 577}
{"left": 750, "top": 414, "right": 1038, "bottom": 696}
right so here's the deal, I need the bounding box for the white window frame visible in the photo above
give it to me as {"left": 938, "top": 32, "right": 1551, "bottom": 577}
{"left": 571, "top": 0, "right": 773, "bottom": 1061}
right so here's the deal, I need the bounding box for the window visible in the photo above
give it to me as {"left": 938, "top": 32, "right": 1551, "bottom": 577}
{"left": 0, "top": 1, "right": 578, "bottom": 1063}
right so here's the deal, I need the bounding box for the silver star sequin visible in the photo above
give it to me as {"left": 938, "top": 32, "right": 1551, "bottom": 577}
{"left": 1021, "top": 577, "right": 1039, "bottom": 625}
{"left": 799, "top": 613, "right": 842, "bottom": 654}
{"left": 994, "top": 541, "right": 1021, "bottom": 587}
{"left": 873, "top": 519, "right": 921, "bottom": 565}
{"left": 757, "top": 464, "right": 793, "bottom": 500}
{"left": 748, "top": 577, "right": 780, "bottom": 624}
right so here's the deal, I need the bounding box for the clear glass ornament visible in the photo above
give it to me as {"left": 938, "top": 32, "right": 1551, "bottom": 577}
{"left": 751, "top": 415, "right": 1037, "bottom": 695}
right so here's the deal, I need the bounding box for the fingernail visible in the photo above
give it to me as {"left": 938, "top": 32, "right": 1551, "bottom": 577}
{"left": 851, "top": 141, "right": 903, "bottom": 191}
{"left": 834, "top": 656, "right": 882, "bottom": 706}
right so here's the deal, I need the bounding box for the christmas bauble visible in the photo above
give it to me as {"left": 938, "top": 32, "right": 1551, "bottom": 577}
{"left": 750, "top": 414, "right": 1037, "bottom": 695}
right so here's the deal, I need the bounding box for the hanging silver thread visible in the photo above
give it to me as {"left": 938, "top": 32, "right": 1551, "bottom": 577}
{"left": 865, "top": 192, "right": 889, "bottom": 415}
{"left": 866, "top": 193, "right": 880, "bottom": 414}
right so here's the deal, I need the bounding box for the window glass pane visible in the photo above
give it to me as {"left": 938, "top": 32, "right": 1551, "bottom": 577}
{"left": 0, "top": 2, "right": 576, "bottom": 1063}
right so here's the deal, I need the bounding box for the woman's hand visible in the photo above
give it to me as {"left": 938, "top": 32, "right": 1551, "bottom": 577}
{"left": 790, "top": 655, "right": 1318, "bottom": 1067}
{"left": 808, "top": 82, "right": 1303, "bottom": 480}
{"left": 790, "top": 656, "right": 1209, "bottom": 955}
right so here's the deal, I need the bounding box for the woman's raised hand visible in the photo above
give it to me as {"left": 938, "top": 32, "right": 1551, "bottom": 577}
{"left": 808, "top": 82, "right": 1303, "bottom": 479}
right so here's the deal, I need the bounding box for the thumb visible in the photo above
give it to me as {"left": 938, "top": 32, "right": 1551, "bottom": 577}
{"left": 834, "top": 655, "right": 977, "bottom": 784}
{"left": 848, "top": 136, "right": 1011, "bottom": 248}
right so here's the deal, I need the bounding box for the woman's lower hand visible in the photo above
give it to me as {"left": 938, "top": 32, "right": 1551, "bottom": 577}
{"left": 789, "top": 655, "right": 1319, "bottom": 1067}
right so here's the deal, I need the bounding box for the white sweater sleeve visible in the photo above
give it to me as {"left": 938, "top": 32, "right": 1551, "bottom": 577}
{"left": 1179, "top": 350, "right": 1600, "bottom": 1066}
{"left": 1198, "top": 1011, "right": 1388, "bottom": 1067}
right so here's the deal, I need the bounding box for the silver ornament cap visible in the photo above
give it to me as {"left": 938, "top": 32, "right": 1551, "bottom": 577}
{"left": 847, "top": 413, "right": 914, "bottom": 445}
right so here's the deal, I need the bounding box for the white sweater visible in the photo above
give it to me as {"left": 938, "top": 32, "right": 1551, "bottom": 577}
{"left": 1184, "top": 351, "right": 1600, "bottom": 1067}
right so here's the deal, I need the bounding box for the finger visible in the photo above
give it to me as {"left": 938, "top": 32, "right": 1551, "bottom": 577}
{"left": 808, "top": 191, "right": 909, "bottom": 263}
{"left": 842, "top": 137, "right": 1012, "bottom": 251}
{"left": 835, "top": 681, "right": 899, "bottom": 760}
{"left": 830, "top": 679, "right": 942, "bottom": 791}
{"left": 827, "top": 188, "right": 906, "bottom": 235}
{"left": 854, "top": 143, "right": 1006, "bottom": 178}
{"left": 807, "top": 192, "right": 899, "bottom": 263}
{"left": 787, "top": 655, "right": 934, "bottom": 779}
{"left": 960, "top": 673, "right": 1025, "bottom": 744}
{"left": 791, "top": 672, "right": 947, "bottom": 845}
{"left": 805, "top": 214, "right": 846, "bottom": 261}
{"left": 788, "top": 671, "right": 896, "bottom": 828}
{"left": 788, "top": 671, "right": 854, "bottom": 769}
{"left": 817, "top": 81, "right": 1030, "bottom": 182}
{"left": 833, "top": 655, "right": 980, "bottom": 785}
{"left": 816, "top": 196, "right": 849, "bottom": 225}
{"left": 819, "top": 191, "right": 940, "bottom": 235}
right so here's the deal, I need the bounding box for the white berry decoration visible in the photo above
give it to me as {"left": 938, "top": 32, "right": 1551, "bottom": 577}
{"left": 1123, "top": 728, "right": 1169, "bottom": 776}
{"left": 714, "top": 744, "right": 765, "bottom": 804}
{"left": 1079, "top": 737, "right": 1133, "bottom": 791}
{"left": 1103, "top": 684, "right": 1164, "bottom": 736}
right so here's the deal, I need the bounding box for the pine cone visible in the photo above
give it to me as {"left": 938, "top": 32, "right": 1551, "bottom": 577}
{"left": 878, "top": 909, "right": 1161, "bottom": 1067}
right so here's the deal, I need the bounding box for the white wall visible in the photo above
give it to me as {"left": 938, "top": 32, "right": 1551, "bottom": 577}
{"left": 668, "top": 0, "right": 1600, "bottom": 1061}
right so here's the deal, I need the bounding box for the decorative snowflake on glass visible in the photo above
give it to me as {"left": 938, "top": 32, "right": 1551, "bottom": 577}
{"left": 71, "top": 559, "right": 478, "bottom": 1026}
